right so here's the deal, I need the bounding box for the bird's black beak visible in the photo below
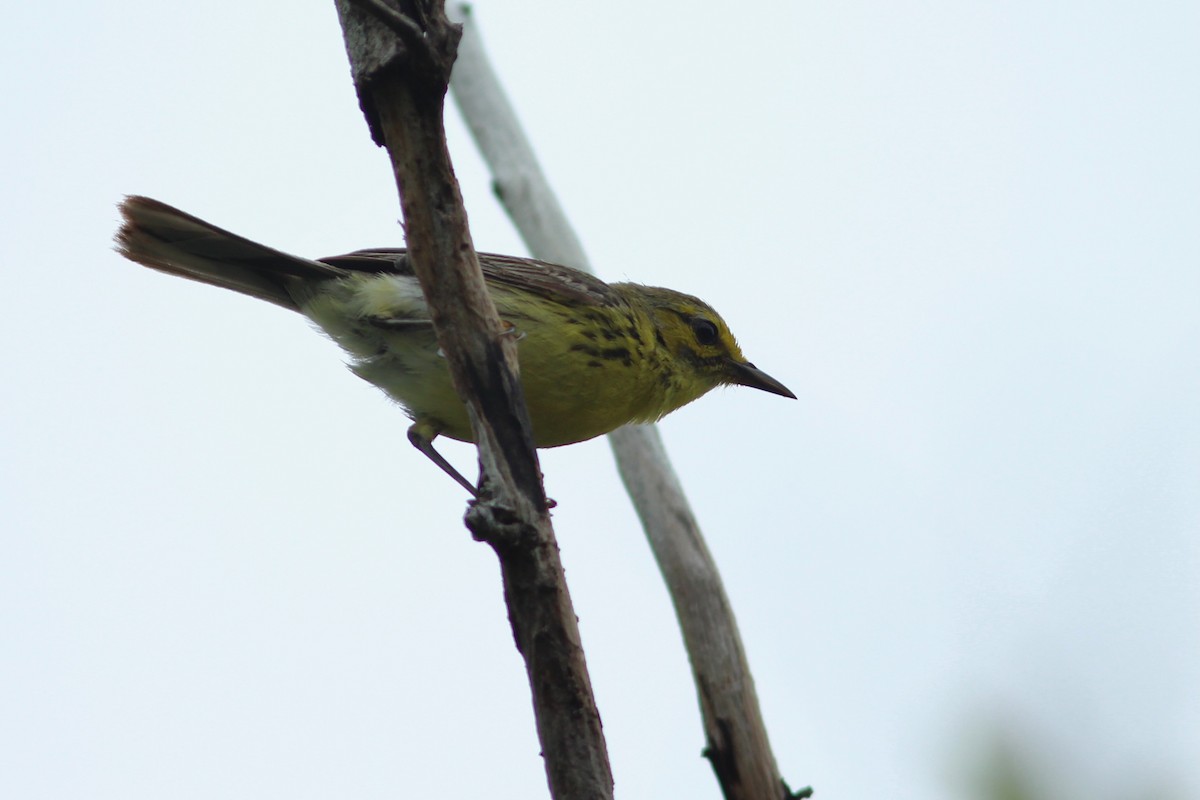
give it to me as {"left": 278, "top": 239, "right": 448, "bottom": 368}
{"left": 729, "top": 360, "right": 796, "bottom": 399}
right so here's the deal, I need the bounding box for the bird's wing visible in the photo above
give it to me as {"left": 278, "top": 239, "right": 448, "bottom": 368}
{"left": 320, "top": 248, "right": 619, "bottom": 308}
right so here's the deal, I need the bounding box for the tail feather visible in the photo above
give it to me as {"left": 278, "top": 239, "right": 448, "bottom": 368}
{"left": 115, "top": 196, "right": 347, "bottom": 311}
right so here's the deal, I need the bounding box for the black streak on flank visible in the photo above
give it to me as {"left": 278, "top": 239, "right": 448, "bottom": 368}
{"left": 570, "top": 342, "right": 600, "bottom": 357}
{"left": 599, "top": 347, "right": 633, "bottom": 366}
{"left": 571, "top": 342, "right": 632, "bottom": 366}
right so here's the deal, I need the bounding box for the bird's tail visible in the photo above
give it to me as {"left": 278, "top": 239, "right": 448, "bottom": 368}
{"left": 115, "top": 196, "right": 346, "bottom": 311}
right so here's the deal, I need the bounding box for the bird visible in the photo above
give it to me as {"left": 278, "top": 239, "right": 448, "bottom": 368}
{"left": 115, "top": 196, "right": 795, "bottom": 492}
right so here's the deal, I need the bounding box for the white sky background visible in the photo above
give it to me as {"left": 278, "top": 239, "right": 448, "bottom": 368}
{"left": 2, "top": 2, "right": 1197, "bottom": 798}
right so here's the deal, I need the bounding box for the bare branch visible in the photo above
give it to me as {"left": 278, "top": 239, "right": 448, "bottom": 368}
{"left": 334, "top": 2, "right": 614, "bottom": 797}
{"left": 447, "top": 5, "right": 808, "bottom": 798}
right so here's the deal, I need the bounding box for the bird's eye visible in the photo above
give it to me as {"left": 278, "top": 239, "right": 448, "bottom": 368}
{"left": 691, "top": 317, "right": 719, "bottom": 346}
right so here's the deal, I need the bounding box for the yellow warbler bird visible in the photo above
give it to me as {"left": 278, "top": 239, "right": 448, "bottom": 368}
{"left": 116, "top": 196, "right": 795, "bottom": 491}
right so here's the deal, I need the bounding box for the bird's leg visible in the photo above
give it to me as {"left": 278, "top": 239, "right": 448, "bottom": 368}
{"left": 408, "top": 421, "right": 476, "bottom": 496}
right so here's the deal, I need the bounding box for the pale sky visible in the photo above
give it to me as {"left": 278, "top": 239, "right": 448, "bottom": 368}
{"left": 3, "top": 2, "right": 1198, "bottom": 799}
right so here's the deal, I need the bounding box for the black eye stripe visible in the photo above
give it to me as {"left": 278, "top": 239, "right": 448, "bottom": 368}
{"left": 691, "top": 317, "right": 719, "bottom": 345}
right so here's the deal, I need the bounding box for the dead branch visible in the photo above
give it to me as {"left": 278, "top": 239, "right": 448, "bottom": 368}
{"left": 446, "top": 6, "right": 808, "bottom": 798}
{"left": 333, "top": 2, "right": 614, "bottom": 797}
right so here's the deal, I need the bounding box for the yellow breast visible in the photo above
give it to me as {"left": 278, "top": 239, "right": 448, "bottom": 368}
{"left": 301, "top": 273, "right": 710, "bottom": 447}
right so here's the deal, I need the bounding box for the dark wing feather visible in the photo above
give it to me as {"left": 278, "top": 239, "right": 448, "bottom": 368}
{"left": 478, "top": 252, "right": 619, "bottom": 307}
{"left": 319, "top": 248, "right": 619, "bottom": 307}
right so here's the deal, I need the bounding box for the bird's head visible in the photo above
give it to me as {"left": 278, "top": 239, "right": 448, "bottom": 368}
{"left": 631, "top": 285, "right": 796, "bottom": 402}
